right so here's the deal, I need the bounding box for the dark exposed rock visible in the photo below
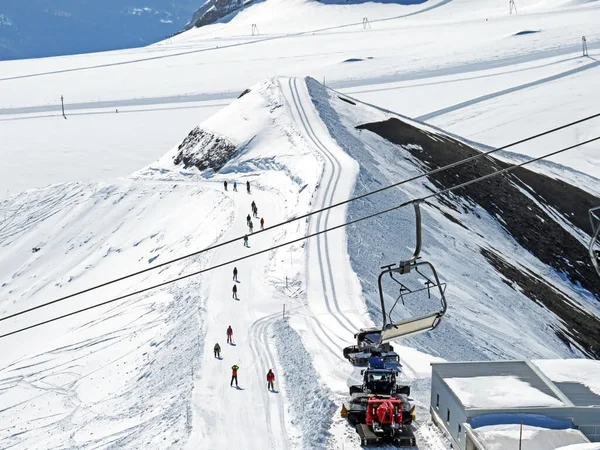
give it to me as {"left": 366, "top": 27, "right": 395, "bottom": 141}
{"left": 173, "top": 127, "right": 237, "bottom": 172}
{"left": 186, "top": 0, "right": 253, "bottom": 29}
{"left": 238, "top": 88, "right": 251, "bottom": 99}
{"left": 481, "top": 247, "right": 600, "bottom": 358}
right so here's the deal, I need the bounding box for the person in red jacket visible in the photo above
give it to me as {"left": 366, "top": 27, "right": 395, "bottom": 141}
{"left": 267, "top": 369, "right": 275, "bottom": 391}
{"left": 226, "top": 326, "right": 233, "bottom": 344}
{"left": 260, "top": 217, "right": 264, "bottom": 230}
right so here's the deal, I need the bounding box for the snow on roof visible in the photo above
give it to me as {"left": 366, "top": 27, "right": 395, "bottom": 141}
{"left": 472, "top": 424, "right": 589, "bottom": 450}
{"left": 554, "top": 444, "right": 600, "bottom": 450}
{"left": 445, "top": 375, "right": 565, "bottom": 409}
{"left": 534, "top": 359, "right": 600, "bottom": 396}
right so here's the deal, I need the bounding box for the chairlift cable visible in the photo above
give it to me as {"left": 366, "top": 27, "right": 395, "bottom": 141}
{"left": 1, "top": 135, "right": 598, "bottom": 339}
{"left": 2, "top": 112, "right": 599, "bottom": 324}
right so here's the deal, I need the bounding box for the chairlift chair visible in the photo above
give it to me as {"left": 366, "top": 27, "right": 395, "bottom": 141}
{"left": 343, "top": 201, "right": 448, "bottom": 362}
{"left": 376, "top": 201, "right": 447, "bottom": 345}
{"left": 590, "top": 206, "right": 600, "bottom": 278}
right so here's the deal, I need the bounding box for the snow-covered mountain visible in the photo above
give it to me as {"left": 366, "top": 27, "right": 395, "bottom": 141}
{"left": 0, "top": 0, "right": 198, "bottom": 60}
{"left": 1, "top": 0, "right": 600, "bottom": 449}
{"left": 183, "top": 0, "right": 433, "bottom": 31}
{"left": 1, "top": 76, "right": 598, "bottom": 449}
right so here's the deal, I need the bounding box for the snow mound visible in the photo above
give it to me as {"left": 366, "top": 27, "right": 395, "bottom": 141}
{"left": 273, "top": 319, "right": 337, "bottom": 449}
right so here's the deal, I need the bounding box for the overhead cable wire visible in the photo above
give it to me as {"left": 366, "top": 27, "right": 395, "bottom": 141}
{"left": 2, "top": 111, "right": 599, "bottom": 324}
{"left": 1, "top": 135, "right": 598, "bottom": 339}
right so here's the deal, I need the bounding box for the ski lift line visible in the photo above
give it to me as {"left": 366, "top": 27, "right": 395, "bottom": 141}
{"left": 0, "top": 199, "right": 413, "bottom": 340}
{"left": 2, "top": 112, "right": 597, "bottom": 325}
{"left": 2, "top": 135, "right": 598, "bottom": 339}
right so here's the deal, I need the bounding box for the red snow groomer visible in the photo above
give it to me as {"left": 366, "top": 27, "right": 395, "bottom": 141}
{"left": 356, "top": 397, "right": 416, "bottom": 447}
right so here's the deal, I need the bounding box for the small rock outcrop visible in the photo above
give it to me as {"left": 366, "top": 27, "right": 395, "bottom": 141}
{"left": 173, "top": 127, "right": 237, "bottom": 172}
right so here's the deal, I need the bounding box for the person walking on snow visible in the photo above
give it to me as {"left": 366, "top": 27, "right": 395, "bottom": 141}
{"left": 246, "top": 214, "right": 251, "bottom": 226}
{"left": 260, "top": 217, "right": 264, "bottom": 229}
{"left": 233, "top": 182, "right": 237, "bottom": 192}
{"left": 224, "top": 181, "right": 228, "bottom": 191}
{"left": 231, "top": 365, "right": 239, "bottom": 387}
{"left": 232, "top": 284, "right": 238, "bottom": 299}
{"left": 267, "top": 369, "right": 275, "bottom": 391}
{"left": 249, "top": 220, "right": 254, "bottom": 233}
{"left": 251, "top": 200, "right": 256, "bottom": 211}
{"left": 246, "top": 181, "right": 251, "bottom": 193}
{"left": 214, "top": 343, "right": 221, "bottom": 358}
{"left": 254, "top": 206, "right": 259, "bottom": 218}
{"left": 243, "top": 235, "right": 249, "bottom": 247}
{"left": 226, "top": 326, "right": 233, "bottom": 344}
{"left": 233, "top": 267, "right": 238, "bottom": 281}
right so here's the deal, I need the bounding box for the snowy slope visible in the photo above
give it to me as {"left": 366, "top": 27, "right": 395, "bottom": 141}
{"left": 1, "top": 69, "right": 599, "bottom": 449}
{"left": 0, "top": 180, "right": 233, "bottom": 448}
{"left": 1, "top": 0, "right": 600, "bottom": 448}
{"left": 307, "top": 78, "right": 600, "bottom": 363}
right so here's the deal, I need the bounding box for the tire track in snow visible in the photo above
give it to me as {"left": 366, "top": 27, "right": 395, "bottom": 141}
{"left": 248, "top": 312, "right": 289, "bottom": 449}
{"left": 288, "top": 77, "right": 361, "bottom": 334}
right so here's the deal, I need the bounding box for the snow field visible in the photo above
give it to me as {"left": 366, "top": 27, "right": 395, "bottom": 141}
{"left": 0, "top": 103, "right": 225, "bottom": 196}
{"left": 0, "top": 181, "right": 234, "bottom": 449}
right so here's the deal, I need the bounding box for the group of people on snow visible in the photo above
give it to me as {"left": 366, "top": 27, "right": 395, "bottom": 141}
{"left": 214, "top": 182, "right": 277, "bottom": 391}
{"left": 223, "top": 180, "right": 265, "bottom": 246}
{"left": 214, "top": 321, "right": 276, "bottom": 390}
{"left": 223, "top": 180, "right": 251, "bottom": 194}
{"left": 246, "top": 202, "right": 265, "bottom": 235}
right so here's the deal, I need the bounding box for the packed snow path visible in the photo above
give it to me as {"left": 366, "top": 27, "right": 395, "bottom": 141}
{"left": 186, "top": 185, "right": 291, "bottom": 450}
{"left": 280, "top": 78, "right": 370, "bottom": 393}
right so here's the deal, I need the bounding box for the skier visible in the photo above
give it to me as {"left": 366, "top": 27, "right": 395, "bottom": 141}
{"left": 232, "top": 284, "right": 238, "bottom": 299}
{"left": 249, "top": 220, "right": 254, "bottom": 233}
{"left": 243, "top": 235, "right": 249, "bottom": 247}
{"left": 267, "top": 369, "right": 275, "bottom": 391}
{"left": 214, "top": 343, "right": 221, "bottom": 358}
{"left": 246, "top": 181, "right": 250, "bottom": 193}
{"left": 227, "top": 326, "right": 233, "bottom": 344}
{"left": 233, "top": 267, "right": 238, "bottom": 281}
{"left": 224, "top": 180, "right": 228, "bottom": 191}
{"left": 231, "top": 364, "right": 239, "bottom": 387}
{"left": 233, "top": 182, "right": 237, "bottom": 192}
{"left": 260, "top": 217, "right": 264, "bottom": 229}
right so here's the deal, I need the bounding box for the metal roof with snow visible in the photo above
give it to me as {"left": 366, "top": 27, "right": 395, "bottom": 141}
{"left": 533, "top": 360, "right": 600, "bottom": 408}
{"left": 432, "top": 360, "right": 567, "bottom": 410}
{"left": 468, "top": 424, "right": 591, "bottom": 450}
